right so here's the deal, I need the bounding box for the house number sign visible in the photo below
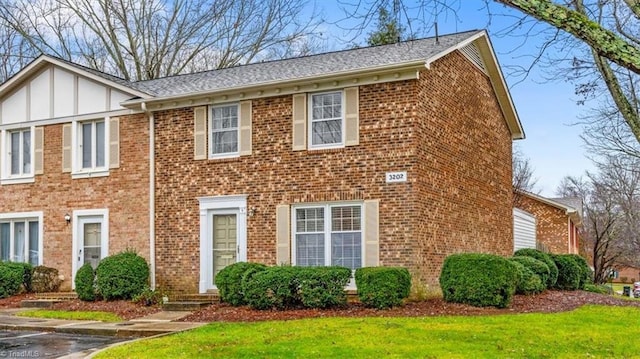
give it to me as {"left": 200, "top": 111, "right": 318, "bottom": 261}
{"left": 385, "top": 171, "right": 407, "bottom": 183}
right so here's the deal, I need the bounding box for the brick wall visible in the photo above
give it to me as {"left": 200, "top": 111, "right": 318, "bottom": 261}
{"left": 0, "top": 114, "right": 150, "bottom": 290}
{"left": 517, "top": 195, "right": 570, "bottom": 254}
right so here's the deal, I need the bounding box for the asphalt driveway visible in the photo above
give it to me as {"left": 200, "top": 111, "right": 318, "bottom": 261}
{"left": 0, "top": 330, "right": 126, "bottom": 358}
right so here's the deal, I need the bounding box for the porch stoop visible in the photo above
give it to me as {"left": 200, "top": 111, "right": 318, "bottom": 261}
{"left": 21, "top": 292, "right": 78, "bottom": 308}
{"left": 162, "top": 291, "right": 219, "bottom": 311}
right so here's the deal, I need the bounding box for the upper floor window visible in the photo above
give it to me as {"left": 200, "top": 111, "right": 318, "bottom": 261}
{"left": 9, "top": 128, "right": 31, "bottom": 176}
{"left": 79, "top": 120, "right": 106, "bottom": 170}
{"left": 309, "top": 91, "right": 343, "bottom": 148}
{"left": 210, "top": 104, "right": 239, "bottom": 157}
{"left": 0, "top": 127, "right": 41, "bottom": 184}
{"left": 0, "top": 215, "right": 41, "bottom": 265}
{"left": 63, "top": 117, "right": 118, "bottom": 178}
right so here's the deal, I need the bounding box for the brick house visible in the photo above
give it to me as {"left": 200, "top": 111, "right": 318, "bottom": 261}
{"left": 0, "top": 30, "right": 525, "bottom": 293}
{"left": 514, "top": 191, "right": 582, "bottom": 254}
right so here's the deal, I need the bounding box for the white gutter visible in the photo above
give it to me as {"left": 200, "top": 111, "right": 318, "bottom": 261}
{"left": 142, "top": 101, "right": 156, "bottom": 289}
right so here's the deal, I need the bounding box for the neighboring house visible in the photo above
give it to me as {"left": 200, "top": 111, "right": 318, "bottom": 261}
{"left": 0, "top": 30, "right": 525, "bottom": 294}
{"left": 514, "top": 191, "right": 582, "bottom": 254}
{"left": 610, "top": 266, "right": 640, "bottom": 283}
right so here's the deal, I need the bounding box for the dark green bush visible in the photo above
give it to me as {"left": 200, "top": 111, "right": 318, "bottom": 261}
{"left": 75, "top": 263, "right": 96, "bottom": 301}
{"left": 216, "top": 262, "right": 267, "bottom": 306}
{"left": 96, "top": 251, "right": 149, "bottom": 300}
{"left": 298, "top": 266, "right": 351, "bottom": 308}
{"left": 509, "top": 260, "right": 545, "bottom": 295}
{"left": 355, "top": 267, "right": 411, "bottom": 309}
{"left": 3, "top": 262, "right": 33, "bottom": 292}
{"left": 583, "top": 283, "right": 612, "bottom": 295}
{"left": 551, "top": 254, "right": 582, "bottom": 290}
{"left": 514, "top": 248, "right": 558, "bottom": 288}
{"left": 0, "top": 262, "right": 23, "bottom": 298}
{"left": 243, "top": 266, "right": 301, "bottom": 310}
{"left": 440, "top": 253, "right": 517, "bottom": 308}
{"left": 510, "top": 256, "right": 550, "bottom": 288}
{"left": 31, "top": 266, "right": 61, "bottom": 293}
{"left": 566, "top": 254, "right": 592, "bottom": 289}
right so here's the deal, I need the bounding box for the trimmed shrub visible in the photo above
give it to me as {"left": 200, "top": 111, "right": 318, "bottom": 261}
{"left": 552, "top": 254, "right": 582, "bottom": 290}
{"left": 440, "top": 253, "right": 517, "bottom": 308}
{"left": 75, "top": 263, "right": 96, "bottom": 301}
{"left": 31, "top": 266, "right": 61, "bottom": 293}
{"left": 96, "top": 251, "right": 149, "bottom": 300}
{"left": 584, "top": 283, "right": 613, "bottom": 295}
{"left": 510, "top": 256, "right": 550, "bottom": 288}
{"left": 216, "top": 262, "right": 267, "bottom": 306}
{"left": 3, "top": 262, "right": 33, "bottom": 293}
{"left": 509, "top": 260, "right": 545, "bottom": 295}
{"left": 0, "top": 262, "right": 23, "bottom": 298}
{"left": 298, "top": 266, "right": 351, "bottom": 309}
{"left": 566, "top": 254, "right": 592, "bottom": 289}
{"left": 244, "top": 266, "right": 301, "bottom": 310}
{"left": 514, "top": 248, "right": 558, "bottom": 288}
{"left": 355, "top": 267, "right": 411, "bottom": 309}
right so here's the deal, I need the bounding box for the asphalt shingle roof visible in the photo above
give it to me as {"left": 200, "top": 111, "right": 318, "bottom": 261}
{"left": 133, "top": 30, "right": 482, "bottom": 98}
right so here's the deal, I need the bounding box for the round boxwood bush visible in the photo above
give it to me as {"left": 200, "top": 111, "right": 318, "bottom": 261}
{"left": 298, "top": 266, "right": 352, "bottom": 309}
{"left": 566, "top": 254, "right": 592, "bottom": 289}
{"left": 4, "top": 262, "right": 33, "bottom": 293}
{"left": 215, "top": 262, "right": 267, "bottom": 306}
{"left": 355, "top": 267, "right": 412, "bottom": 309}
{"left": 75, "top": 263, "right": 96, "bottom": 301}
{"left": 95, "top": 251, "right": 149, "bottom": 300}
{"left": 0, "top": 262, "right": 23, "bottom": 298}
{"left": 439, "top": 253, "right": 518, "bottom": 308}
{"left": 509, "top": 259, "right": 545, "bottom": 295}
{"left": 510, "top": 255, "right": 550, "bottom": 288}
{"left": 551, "top": 254, "right": 582, "bottom": 290}
{"left": 243, "top": 266, "right": 301, "bottom": 310}
{"left": 514, "top": 248, "right": 558, "bottom": 288}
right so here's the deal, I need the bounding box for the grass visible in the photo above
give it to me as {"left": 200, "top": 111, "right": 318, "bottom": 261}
{"left": 96, "top": 305, "right": 640, "bottom": 358}
{"left": 16, "top": 309, "right": 122, "bottom": 322}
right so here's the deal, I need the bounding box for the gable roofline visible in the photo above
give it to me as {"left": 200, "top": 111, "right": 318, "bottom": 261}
{"left": 516, "top": 189, "right": 582, "bottom": 225}
{"left": 0, "top": 54, "right": 151, "bottom": 100}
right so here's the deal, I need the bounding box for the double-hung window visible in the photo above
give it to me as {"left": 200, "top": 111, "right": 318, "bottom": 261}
{"left": 309, "top": 91, "right": 343, "bottom": 148}
{"left": 0, "top": 216, "right": 41, "bottom": 265}
{"left": 210, "top": 105, "right": 239, "bottom": 157}
{"left": 79, "top": 120, "right": 106, "bottom": 170}
{"left": 9, "top": 129, "right": 31, "bottom": 176}
{"left": 293, "top": 203, "right": 362, "bottom": 270}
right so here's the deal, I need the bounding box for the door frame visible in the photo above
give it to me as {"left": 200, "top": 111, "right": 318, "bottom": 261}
{"left": 198, "top": 195, "right": 247, "bottom": 293}
{"left": 71, "top": 209, "right": 109, "bottom": 288}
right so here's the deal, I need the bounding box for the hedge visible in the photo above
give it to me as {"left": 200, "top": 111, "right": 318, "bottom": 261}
{"left": 514, "top": 248, "right": 558, "bottom": 288}
{"left": 0, "top": 262, "right": 23, "bottom": 298}
{"left": 510, "top": 255, "right": 550, "bottom": 288}
{"left": 243, "top": 266, "right": 302, "bottom": 310}
{"left": 215, "top": 262, "right": 267, "bottom": 306}
{"left": 509, "top": 260, "right": 545, "bottom": 295}
{"left": 95, "top": 251, "right": 149, "bottom": 300}
{"left": 552, "top": 254, "right": 582, "bottom": 291}
{"left": 566, "top": 254, "right": 592, "bottom": 289}
{"left": 440, "top": 253, "right": 517, "bottom": 308}
{"left": 355, "top": 267, "right": 411, "bottom": 309}
{"left": 298, "top": 266, "right": 351, "bottom": 308}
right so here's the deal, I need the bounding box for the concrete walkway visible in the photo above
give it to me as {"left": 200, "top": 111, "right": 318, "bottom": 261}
{"left": 0, "top": 308, "right": 206, "bottom": 338}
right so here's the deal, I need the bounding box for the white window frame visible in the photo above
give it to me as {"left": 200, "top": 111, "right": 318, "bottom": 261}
{"left": 291, "top": 202, "right": 363, "bottom": 270}
{"left": 0, "top": 127, "right": 35, "bottom": 185}
{"left": 71, "top": 118, "right": 109, "bottom": 178}
{"left": 0, "top": 211, "right": 43, "bottom": 266}
{"left": 308, "top": 91, "right": 345, "bottom": 150}
{"left": 209, "top": 104, "right": 240, "bottom": 159}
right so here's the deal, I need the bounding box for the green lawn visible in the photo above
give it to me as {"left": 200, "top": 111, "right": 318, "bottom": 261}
{"left": 96, "top": 305, "right": 640, "bottom": 358}
{"left": 16, "top": 309, "right": 122, "bottom": 322}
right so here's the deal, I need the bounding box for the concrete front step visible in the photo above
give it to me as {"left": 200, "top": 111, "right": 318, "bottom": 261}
{"left": 35, "top": 292, "right": 78, "bottom": 300}
{"left": 21, "top": 299, "right": 65, "bottom": 308}
{"left": 162, "top": 301, "right": 211, "bottom": 311}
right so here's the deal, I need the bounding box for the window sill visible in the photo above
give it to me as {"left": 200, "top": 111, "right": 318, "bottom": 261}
{"left": 208, "top": 153, "right": 240, "bottom": 160}
{"left": 308, "top": 143, "right": 345, "bottom": 151}
{"left": 71, "top": 169, "right": 110, "bottom": 179}
{"left": 0, "top": 176, "right": 35, "bottom": 185}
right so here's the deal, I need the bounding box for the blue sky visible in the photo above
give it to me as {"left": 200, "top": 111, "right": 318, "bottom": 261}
{"left": 311, "top": 0, "right": 595, "bottom": 197}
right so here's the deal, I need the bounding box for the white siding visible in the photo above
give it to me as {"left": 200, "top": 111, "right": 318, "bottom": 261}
{"left": 78, "top": 77, "right": 107, "bottom": 114}
{"left": 53, "top": 68, "right": 75, "bottom": 117}
{"left": 30, "top": 69, "right": 51, "bottom": 120}
{"left": 2, "top": 87, "right": 27, "bottom": 124}
{"left": 514, "top": 208, "right": 536, "bottom": 252}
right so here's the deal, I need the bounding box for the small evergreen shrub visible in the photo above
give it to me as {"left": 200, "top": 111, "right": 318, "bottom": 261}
{"left": 0, "top": 262, "right": 23, "bottom": 298}
{"left": 75, "top": 263, "right": 96, "bottom": 301}
{"left": 355, "top": 267, "right": 411, "bottom": 309}
{"left": 510, "top": 256, "right": 550, "bottom": 288}
{"left": 132, "top": 287, "right": 162, "bottom": 306}
{"left": 298, "top": 266, "right": 351, "bottom": 309}
{"left": 3, "top": 262, "right": 33, "bottom": 293}
{"left": 514, "top": 248, "right": 558, "bottom": 288}
{"left": 509, "top": 260, "right": 545, "bottom": 295}
{"left": 216, "top": 262, "right": 267, "bottom": 306}
{"left": 31, "top": 266, "right": 61, "bottom": 293}
{"left": 440, "top": 253, "right": 517, "bottom": 308}
{"left": 243, "top": 266, "right": 301, "bottom": 310}
{"left": 583, "top": 283, "right": 612, "bottom": 295}
{"left": 96, "top": 251, "right": 149, "bottom": 300}
{"left": 552, "top": 254, "right": 582, "bottom": 290}
{"left": 566, "top": 254, "right": 592, "bottom": 289}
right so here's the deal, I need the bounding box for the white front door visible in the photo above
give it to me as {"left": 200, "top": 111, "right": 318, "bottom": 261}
{"left": 72, "top": 209, "right": 109, "bottom": 287}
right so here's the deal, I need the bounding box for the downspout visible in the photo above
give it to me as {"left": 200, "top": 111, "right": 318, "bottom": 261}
{"left": 142, "top": 102, "right": 156, "bottom": 289}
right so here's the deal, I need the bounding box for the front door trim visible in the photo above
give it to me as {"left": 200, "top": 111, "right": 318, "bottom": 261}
{"left": 71, "top": 208, "right": 109, "bottom": 288}
{"left": 198, "top": 195, "right": 247, "bottom": 293}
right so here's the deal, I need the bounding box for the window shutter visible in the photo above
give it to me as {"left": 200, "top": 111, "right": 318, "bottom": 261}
{"left": 276, "top": 204, "right": 291, "bottom": 265}
{"left": 363, "top": 199, "right": 379, "bottom": 266}
{"left": 34, "top": 127, "right": 44, "bottom": 175}
{"left": 292, "top": 94, "right": 307, "bottom": 151}
{"left": 62, "top": 123, "right": 72, "bottom": 173}
{"left": 344, "top": 87, "right": 359, "bottom": 146}
{"left": 239, "top": 100, "right": 252, "bottom": 156}
{"left": 194, "top": 106, "right": 207, "bottom": 160}
{"left": 109, "top": 117, "right": 120, "bottom": 169}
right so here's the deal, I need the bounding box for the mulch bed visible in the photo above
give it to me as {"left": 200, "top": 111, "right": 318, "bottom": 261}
{"left": 2, "top": 290, "right": 639, "bottom": 322}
